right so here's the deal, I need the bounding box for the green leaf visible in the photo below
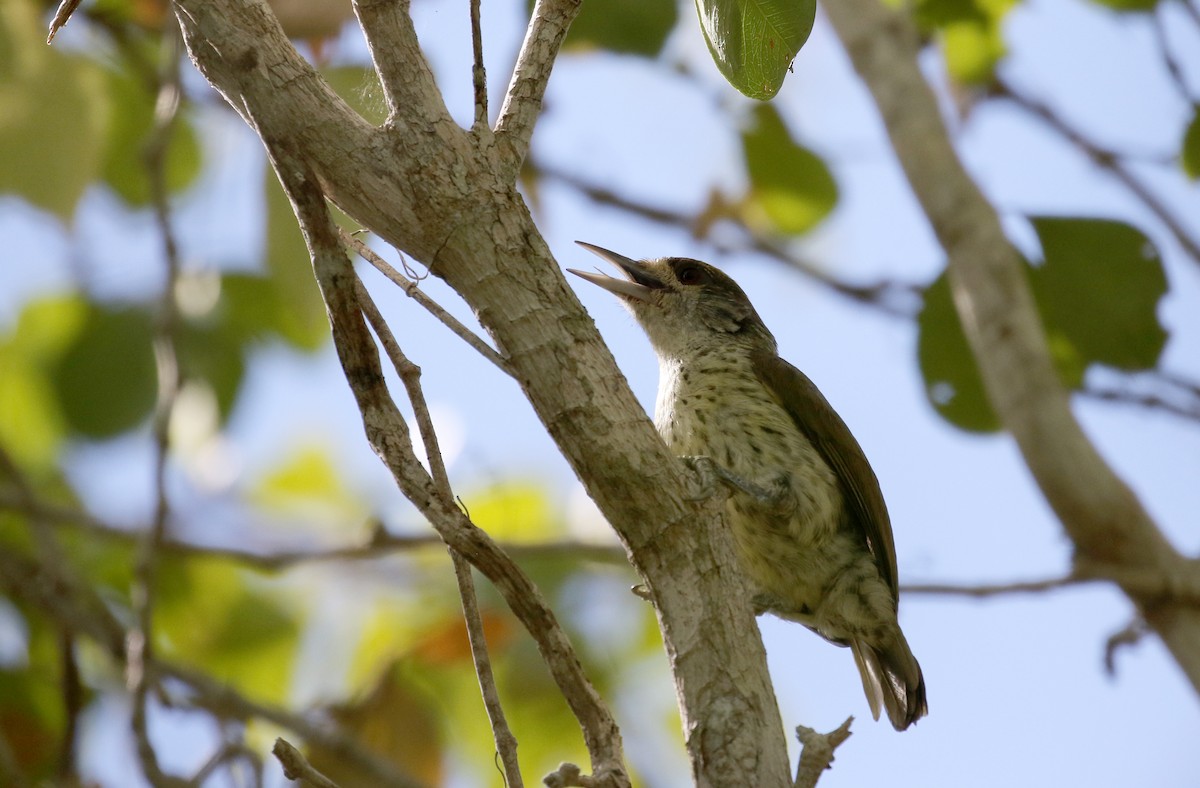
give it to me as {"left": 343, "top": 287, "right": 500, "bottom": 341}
{"left": 156, "top": 556, "right": 300, "bottom": 703}
{"left": 916, "top": 271, "right": 1001, "bottom": 432}
{"left": 550, "top": 0, "right": 677, "bottom": 57}
{"left": 913, "top": 0, "right": 1017, "bottom": 84}
{"left": 0, "top": 0, "right": 109, "bottom": 219}
{"left": 941, "top": 19, "right": 1006, "bottom": 84}
{"left": 0, "top": 296, "right": 87, "bottom": 468}
{"left": 265, "top": 166, "right": 332, "bottom": 351}
{"left": 1182, "top": 105, "right": 1200, "bottom": 180}
{"left": 100, "top": 67, "right": 203, "bottom": 206}
{"left": 696, "top": 0, "right": 816, "bottom": 100}
{"left": 741, "top": 104, "right": 837, "bottom": 234}
{"left": 1083, "top": 0, "right": 1157, "bottom": 11}
{"left": 1030, "top": 217, "right": 1167, "bottom": 372}
{"left": 917, "top": 217, "right": 1169, "bottom": 432}
{"left": 48, "top": 305, "right": 157, "bottom": 438}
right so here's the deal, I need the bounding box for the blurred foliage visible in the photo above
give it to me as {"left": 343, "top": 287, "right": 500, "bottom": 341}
{"left": 1183, "top": 105, "right": 1200, "bottom": 181}
{"left": 912, "top": 0, "right": 1017, "bottom": 84}
{"left": 918, "top": 217, "right": 1169, "bottom": 432}
{"left": 740, "top": 104, "right": 837, "bottom": 235}
{"left": 551, "top": 0, "right": 677, "bottom": 57}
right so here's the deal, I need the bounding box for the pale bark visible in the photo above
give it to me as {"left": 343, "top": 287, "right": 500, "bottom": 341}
{"left": 172, "top": 0, "right": 792, "bottom": 784}
{"left": 823, "top": 0, "right": 1200, "bottom": 692}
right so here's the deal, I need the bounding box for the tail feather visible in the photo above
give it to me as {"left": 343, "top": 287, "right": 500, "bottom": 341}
{"left": 852, "top": 635, "right": 927, "bottom": 731}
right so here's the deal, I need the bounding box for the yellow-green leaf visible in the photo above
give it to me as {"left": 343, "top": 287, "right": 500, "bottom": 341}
{"left": 0, "top": 0, "right": 109, "bottom": 219}
{"left": 741, "top": 104, "right": 836, "bottom": 235}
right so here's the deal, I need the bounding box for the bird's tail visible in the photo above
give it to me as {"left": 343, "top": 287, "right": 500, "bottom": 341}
{"left": 851, "top": 632, "right": 927, "bottom": 731}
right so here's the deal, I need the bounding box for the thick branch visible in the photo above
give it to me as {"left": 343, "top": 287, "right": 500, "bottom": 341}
{"left": 823, "top": 0, "right": 1200, "bottom": 693}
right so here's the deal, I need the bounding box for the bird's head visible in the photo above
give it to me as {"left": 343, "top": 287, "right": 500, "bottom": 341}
{"left": 569, "top": 242, "right": 775, "bottom": 360}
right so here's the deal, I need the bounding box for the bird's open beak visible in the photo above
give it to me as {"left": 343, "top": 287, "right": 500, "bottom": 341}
{"left": 568, "top": 242, "right": 663, "bottom": 303}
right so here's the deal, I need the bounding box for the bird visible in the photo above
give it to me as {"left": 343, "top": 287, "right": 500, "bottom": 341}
{"left": 568, "top": 242, "right": 927, "bottom": 731}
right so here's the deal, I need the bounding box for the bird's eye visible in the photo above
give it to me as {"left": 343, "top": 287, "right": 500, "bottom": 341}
{"left": 677, "top": 265, "right": 704, "bottom": 285}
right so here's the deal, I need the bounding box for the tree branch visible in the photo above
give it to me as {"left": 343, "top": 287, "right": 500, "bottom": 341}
{"left": 470, "top": 0, "right": 489, "bottom": 132}
{"left": 994, "top": 76, "right": 1200, "bottom": 271}
{"left": 357, "top": 281, "right": 523, "bottom": 787}
{"left": 174, "top": 0, "right": 793, "bottom": 780}
{"left": 341, "top": 229, "right": 513, "bottom": 376}
{"left": 273, "top": 739, "right": 340, "bottom": 788}
{"left": 823, "top": 0, "right": 1200, "bottom": 694}
{"left": 495, "top": 0, "right": 582, "bottom": 177}
{"left": 351, "top": 0, "right": 452, "bottom": 128}
{"left": 792, "top": 717, "right": 853, "bottom": 788}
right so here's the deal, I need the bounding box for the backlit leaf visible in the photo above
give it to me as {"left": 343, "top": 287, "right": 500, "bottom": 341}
{"left": 1030, "top": 216, "right": 1167, "bottom": 371}
{"left": 265, "top": 166, "right": 332, "bottom": 351}
{"left": 554, "top": 0, "right": 678, "bottom": 57}
{"left": 100, "top": 66, "right": 203, "bottom": 206}
{"left": 0, "top": 0, "right": 109, "bottom": 219}
{"left": 48, "top": 305, "right": 157, "bottom": 438}
{"left": 741, "top": 104, "right": 836, "bottom": 235}
{"left": 916, "top": 272, "right": 1001, "bottom": 433}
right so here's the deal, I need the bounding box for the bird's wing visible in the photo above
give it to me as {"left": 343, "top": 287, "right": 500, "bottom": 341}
{"left": 752, "top": 351, "right": 899, "bottom": 597}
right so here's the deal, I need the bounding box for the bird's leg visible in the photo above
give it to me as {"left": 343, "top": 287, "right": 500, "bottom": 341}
{"left": 680, "top": 455, "right": 786, "bottom": 506}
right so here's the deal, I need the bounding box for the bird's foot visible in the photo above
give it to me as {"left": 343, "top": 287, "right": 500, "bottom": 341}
{"left": 679, "top": 455, "right": 727, "bottom": 502}
{"left": 680, "top": 455, "right": 780, "bottom": 505}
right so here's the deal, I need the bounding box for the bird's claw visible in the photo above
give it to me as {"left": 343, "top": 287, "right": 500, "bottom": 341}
{"left": 680, "top": 456, "right": 726, "bottom": 502}
{"left": 681, "top": 455, "right": 780, "bottom": 505}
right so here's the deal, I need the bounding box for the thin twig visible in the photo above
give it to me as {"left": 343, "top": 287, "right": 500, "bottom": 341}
{"left": 129, "top": 20, "right": 188, "bottom": 787}
{"left": 1080, "top": 381, "right": 1200, "bottom": 422}
{"left": 272, "top": 739, "right": 341, "bottom": 788}
{"left": 995, "top": 77, "right": 1200, "bottom": 271}
{"left": 792, "top": 717, "right": 853, "bottom": 788}
{"left": 1151, "top": 6, "right": 1196, "bottom": 103}
{"left": 1175, "top": 0, "right": 1200, "bottom": 31}
{"left": 352, "top": 0, "right": 452, "bottom": 126}
{"left": 0, "top": 488, "right": 628, "bottom": 569}
{"left": 358, "top": 276, "right": 523, "bottom": 785}
{"left": 340, "top": 228, "right": 513, "bottom": 375}
{"left": 495, "top": 0, "right": 585, "bottom": 177}
{"left": 902, "top": 576, "right": 1083, "bottom": 597}
{"left": 58, "top": 633, "right": 83, "bottom": 783}
{"left": 190, "top": 738, "right": 262, "bottom": 787}
{"left": 540, "top": 164, "right": 922, "bottom": 317}
{"left": 903, "top": 561, "right": 1200, "bottom": 603}
{"left": 46, "top": 0, "right": 83, "bottom": 42}
{"left": 470, "top": 0, "right": 489, "bottom": 132}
